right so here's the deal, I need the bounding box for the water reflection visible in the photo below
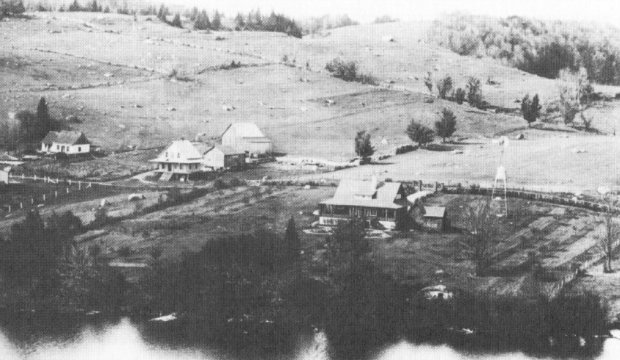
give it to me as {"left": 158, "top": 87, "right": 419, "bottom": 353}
{"left": 0, "top": 318, "right": 617, "bottom": 360}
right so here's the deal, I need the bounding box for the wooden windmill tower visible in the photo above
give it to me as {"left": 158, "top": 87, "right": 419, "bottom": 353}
{"left": 491, "top": 136, "right": 509, "bottom": 217}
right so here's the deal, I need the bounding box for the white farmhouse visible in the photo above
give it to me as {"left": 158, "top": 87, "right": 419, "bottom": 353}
{"left": 40, "top": 131, "right": 91, "bottom": 155}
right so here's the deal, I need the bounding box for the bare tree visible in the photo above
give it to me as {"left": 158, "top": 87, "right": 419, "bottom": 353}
{"left": 597, "top": 196, "right": 620, "bottom": 273}
{"left": 459, "top": 199, "right": 498, "bottom": 276}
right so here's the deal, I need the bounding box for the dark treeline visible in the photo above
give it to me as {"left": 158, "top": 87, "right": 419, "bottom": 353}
{"left": 0, "top": 210, "right": 127, "bottom": 312}
{"left": 428, "top": 13, "right": 620, "bottom": 84}
{"left": 0, "top": 212, "right": 609, "bottom": 356}
{"left": 0, "top": 97, "right": 61, "bottom": 151}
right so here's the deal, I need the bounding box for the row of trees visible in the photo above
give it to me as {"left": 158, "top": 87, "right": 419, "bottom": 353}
{"left": 425, "top": 73, "right": 485, "bottom": 109}
{"left": 0, "top": 0, "right": 25, "bottom": 17}
{"left": 427, "top": 13, "right": 620, "bottom": 84}
{"left": 0, "top": 97, "right": 61, "bottom": 151}
{"left": 354, "top": 107, "right": 457, "bottom": 160}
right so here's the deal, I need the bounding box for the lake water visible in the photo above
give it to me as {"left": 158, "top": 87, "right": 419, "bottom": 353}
{"left": 0, "top": 316, "right": 619, "bottom": 360}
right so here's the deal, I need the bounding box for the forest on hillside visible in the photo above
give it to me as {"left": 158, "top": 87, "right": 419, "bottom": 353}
{"left": 427, "top": 13, "right": 620, "bottom": 85}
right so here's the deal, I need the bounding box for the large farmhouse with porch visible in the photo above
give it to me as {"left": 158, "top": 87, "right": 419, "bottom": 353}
{"left": 221, "top": 123, "right": 273, "bottom": 155}
{"left": 319, "top": 178, "right": 410, "bottom": 230}
{"left": 40, "top": 131, "right": 90, "bottom": 155}
{"left": 149, "top": 139, "right": 208, "bottom": 181}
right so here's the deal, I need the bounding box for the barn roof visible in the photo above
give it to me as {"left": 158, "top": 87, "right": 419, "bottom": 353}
{"left": 320, "top": 180, "right": 406, "bottom": 209}
{"left": 424, "top": 207, "right": 446, "bottom": 218}
{"left": 206, "top": 144, "right": 244, "bottom": 156}
{"left": 222, "top": 123, "right": 271, "bottom": 142}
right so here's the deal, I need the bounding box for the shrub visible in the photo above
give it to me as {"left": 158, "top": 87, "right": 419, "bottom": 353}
{"left": 325, "top": 58, "right": 357, "bottom": 82}
{"left": 454, "top": 88, "right": 466, "bottom": 104}
{"left": 213, "top": 178, "right": 227, "bottom": 189}
{"left": 466, "top": 77, "right": 484, "bottom": 109}
{"left": 118, "top": 246, "right": 131, "bottom": 257}
{"left": 405, "top": 120, "right": 434, "bottom": 147}
{"left": 436, "top": 76, "right": 453, "bottom": 99}
{"left": 229, "top": 177, "right": 245, "bottom": 187}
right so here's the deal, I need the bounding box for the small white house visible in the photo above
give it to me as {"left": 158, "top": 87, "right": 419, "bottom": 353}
{"left": 221, "top": 123, "right": 273, "bottom": 155}
{"left": 41, "top": 131, "right": 90, "bottom": 154}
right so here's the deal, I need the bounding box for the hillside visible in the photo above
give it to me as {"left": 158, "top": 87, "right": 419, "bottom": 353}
{"left": 2, "top": 12, "right": 620, "bottom": 164}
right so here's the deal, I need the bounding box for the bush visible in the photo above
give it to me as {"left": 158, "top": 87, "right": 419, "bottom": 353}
{"left": 436, "top": 76, "right": 453, "bottom": 99}
{"left": 228, "top": 177, "right": 245, "bottom": 187}
{"left": 118, "top": 246, "right": 131, "bottom": 257}
{"left": 213, "top": 178, "right": 228, "bottom": 189}
{"left": 325, "top": 58, "right": 358, "bottom": 81}
{"left": 466, "top": 77, "right": 484, "bottom": 109}
{"left": 455, "top": 88, "right": 466, "bottom": 104}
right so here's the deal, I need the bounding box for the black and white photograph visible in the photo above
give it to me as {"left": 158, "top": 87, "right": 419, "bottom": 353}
{"left": 2, "top": 0, "right": 620, "bottom": 359}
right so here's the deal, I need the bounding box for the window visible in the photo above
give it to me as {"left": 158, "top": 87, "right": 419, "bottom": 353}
{"left": 57, "top": 145, "right": 60, "bottom": 150}
{"left": 177, "top": 153, "right": 180, "bottom": 158}
{"left": 333, "top": 206, "right": 348, "bottom": 216}
{"left": 387, "top": 210, "right": 395, "bottom": 219}
{"left": 165, "top": 152, "right": 168, "bottom": 157}
{"left": 368, "top": 208, "right": 377, "bottom": 216}
{"left": 78, "top": 147, "right": 81, "bottom": 152}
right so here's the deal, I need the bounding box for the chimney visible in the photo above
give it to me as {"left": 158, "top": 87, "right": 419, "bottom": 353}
{"left": 370, "top": 176, "right": 378, "bottom": 190}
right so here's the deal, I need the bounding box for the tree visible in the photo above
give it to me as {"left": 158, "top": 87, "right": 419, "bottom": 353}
{"left": 0, "top": 0, "right": 26, "bottom": 17}
{"left": 212, "top": 10, "right": 221, "bottom": 30}
{"left": 436, "top": 75, "right": 453, "bottom": 99}
{"left": 521, "top": 94, "right": 541, "bottom": 127}
{"left": 454, "top": 88, "right": 466, "bottom": 104}
{"left": 171, "top": 13, "right": 182, "bottom": 28}
{"left": 354, "top": 130, "right": 374, "bottom": 160}
{"left": 189, "top": 6, "right": 198, "bottom": 21}
{"left": 325, "top": 58, "right": 357, "bottom": 81}
{"left": 597, "top": 197, "right": 620, "bottom": 272}
{"left": 16, "top": 110, "right": 38, "bottom": 144}
{"left": 466, "top": 77, "right": 484, "bottom": 109}
{"left": 423, "top": 72, "right": 433, "bottom": 94}
{"left": 36, "top": 96, "right": 59, "bottom": 139}
{"left": 459, "top": 199, "right": 498, "bottom": 276}
{"left": 406, "top": 120, "right": 434, "bottom": 147}
{"left": 600, "top": 54, "right": 616, "bottom": 85}
{"left": 558, "top": 67, "right": 590, "bottom": 127}
{"left": 68, "top": 0, "right": 81, "bottom": 11}
{"left": 234, "top": 12, "right": 245, "bottom": 30}
{"left": 325, "top": 217, "right": 370, "bottom": 286}
{"left": 435, "top": 108, "right": 457, "bottom": 142}
{"left": 284, "top": 216, "right": 300, "bottom": 260}
{"left": 194, "top": 10, "right": 211, "bottom": 30}
{"left": 89, "top": 0, "right": 98, "bottom": 12}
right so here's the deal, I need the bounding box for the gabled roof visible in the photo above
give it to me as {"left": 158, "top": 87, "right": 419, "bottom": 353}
{"left": 222, "top": 122, "right": 271, "bottom": 141}
{"left": 150, "top": 139, "right": 204, "bottom": 163}
{"left": 43, "top": 131, "right": 89, "bottom": 145}
{"left": 0, "top": 153, "right": 19, "bottom": 162}
{"left": 424, "top": 207, "right": 446, "bottom": 218}
{"left": 206, "top": 144, "right": 245, "bottom": 156}
{"left": 320, "top": 180, "right": 406, "bottom": 209}
{"left": 42, "top": 131, "right": 59, "bottom": 144}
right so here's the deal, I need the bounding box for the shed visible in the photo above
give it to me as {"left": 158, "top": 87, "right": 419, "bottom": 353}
{"left": 221, "top": 123, "right": 273, "bottom": 155}
{"left": 203, "top": 144, "right": 245, "bottom": 170}
{"left": 422, "top": 206, "right": 447, "bottom": 231}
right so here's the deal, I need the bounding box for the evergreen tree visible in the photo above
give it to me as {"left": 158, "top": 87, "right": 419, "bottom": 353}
{"left": 171, "top": 13, "right": 182, "bottom": 28}
{"left": 234, "top": 12, "right": 245, "bottom": 30}
{"left": 435, "top": 108, "right": 457, "bottom": 142}
{"left": 354, "top": 130, "right": 375, "bottom": 159}
{"left": 189, "top": 6, "right": 198, "bottom": 21}
{"left": 254, "top": 9, "right": 263, "bottom": 27}
{"left": 406, "top": 120, "right": 434, "bottom": 147}
{"left": 212, "top": 10, "right": 221, "bottom": 30}
{"left": 89, "top": 0, "right": 98, "bottom": 12}
{"left": 68, "top": 0, "right": 81, "bottom": 11}
{"left": 285, "top": 216, "right": 300, "bottom": 260}
{"left": 194, "top": 10, "right": 210, "bottom": 30}
{"left": 600, "top": 54, "right": 616, "bottom": 85}
{"left": 521, "top": 94, "right": 541, "bottom": 127}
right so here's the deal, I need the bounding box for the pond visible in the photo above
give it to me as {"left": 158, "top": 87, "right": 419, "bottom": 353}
{"left": 0, "top": 314, "right": 618, "bottom": 360}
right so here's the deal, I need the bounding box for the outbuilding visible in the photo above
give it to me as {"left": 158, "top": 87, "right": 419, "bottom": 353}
{"left": 203, "top": 144, "right": 245, "bottom": 170}
{"left": 422, "top": 206, "right": 448, "bottom": 232}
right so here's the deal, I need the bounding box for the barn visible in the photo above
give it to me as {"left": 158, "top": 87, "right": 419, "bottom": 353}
{"left": 221, "top": 123, "right": 273, "bottom": 155}
{"left": 40, "top": 131, "right": 91, "bottom": 155}
{"left": 203, "top": 145, "right": 245, "bottom": 170}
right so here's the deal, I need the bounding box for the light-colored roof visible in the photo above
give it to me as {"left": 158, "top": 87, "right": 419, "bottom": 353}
{"left": 46, "top": 131, "right": 89, "bottom": 145}
{"left": 320, "top": 180, "right": 406, "bottom": 209}
{"left": 424, "top": 207, "right": 446, "bottom": 218}
{"left": 150, "top": 139, "right": 204, "bottom": 163}
{"left": 222, "top": 122, "right": 270, "bottom": 140}
{"left": 41, "top": 131, "right": 59, "bottom": 144}
{"left": 206, "top": 144, "right": 244, "bottom": 156}
{"left": 0, "top": 153, "right": 19, "bottom": 162}
{"left": 1, "top": 166, "right": 11, "bottom": 173}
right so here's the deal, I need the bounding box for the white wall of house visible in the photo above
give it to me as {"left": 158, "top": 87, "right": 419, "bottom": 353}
{"left": 157, "top": 162, "right": 202, "bottom": 174}
{"left": 0, "top": 170, "right": 9, "bottom": 185}
{"left": 240, "top": 140, "right": 272, "bottom": 155}
{"left": 203, "top": 149, "right": 226, "bottom": 169}
{"left": 49, "top": 143, "right": 90, "bottom": 154}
